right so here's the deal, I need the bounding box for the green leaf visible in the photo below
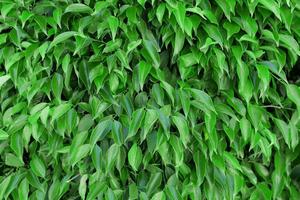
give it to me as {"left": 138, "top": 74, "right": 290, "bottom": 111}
{"left": 1, "top": 3, "right": 14, "bottom": 18}
{"left": 174, "top": 27, "right": 185, "bottom": 57}
{"left": 141, "top": 109, "right": 158, "bottom": 142}
{"left": 93, "top": 1, "right": 109, "bottom": 14}
{"left": 90, "top": 118, "right": 112, "bottom": 149}
{"left": 156, "top": 4, "right": 166, "bottom": 24}
{"left": 0, "top": 74, "right": 10, "bottom": 88}
{"left": 289, "top": 122, "right": 299, "bottom": 150}
{"left": 223, "top": 21, "right": 240, "bottom": 40}
{"left": 30, "top": 155, "right": 46, "bottom": 178}
{"left": 258, "top": 0, "right": 281, "bottom": 20}
{"left": 143, "top": 39, "right": 160, "bottom": 69}
{"left": 0, "top": 129, "right": 9, "bottom": 140}
{"left": 157, "top": 107, "right": 171, "bottom": 135}
{"left": 240, "top": 117, "right": 252, "bottom": 142}
{"left": 103, "top": 39, "right": 122, "bottom": 53}
{"left": 65, "top": 3, "right": 93, "bottom": 14}
{"left": 127, "top": 39, "right": 142, "bottom": 54}
{"left": 129, "top": 183, "right": 138, "bottom": 200}
{"left": 128, "top": 143, "right": 143, "bottom": 171}
{"left": 215, "top": 0, "right": 231, "bottom": 20}
{"left": 0, "top": 175, "right": 12, "bottom": 200}
{"left": 108, "top": 16, "right": 119, "bottom": 41}
{"left": 160, "top": 81, "right": 175, "bottom": 105}
{"left": 86, "top": 181, "right": 107, "bottom": 200}
{"left": 51, "top": 73, "right": 63, "bottom": 101}
{"left": 53, "top": 8, "right": 62, "bottom": 28}
{"left": 171, "top": 114, "right": 190, "bottom": 148}
{"left": 79, "top": 175, "right": 88, "bottom": 200}
{"left": 146, "top": 172, "right": 162, "bottom": 196}
{"left": 138, "top": 61, "right": 152, "bottom": 90}
{"left": 274, "top": 118, "right": 290, "bottom": 148}
{"left": 173, "top": 2, "right": 186, "bottom": 31}
{"left": 49, "top": 31, "right": 77, "bottom": 50}
{"left": 112, "top": 120, "right": 124, "bottom": 145}
{"left": 5, "top": 153, "right": 24, "bottom": 167}
{"left": 151, "top": 192, "right": 166, "bottom": 200}
{"left": 10, "top": 132, "right": 23, "bottom": 158}
{"left": 106, "top": 144, "right": 119, "bottom": 172}
{"left": 0, "top": 33, "right": 7, "bottom": 45}
{"left": 51, "top": 103, "right": 72, "bottom": 122}
{"left": 286, "top": 84, "right": 300, "bottom": 112}
{"left": 193, "top": 150, "right": 206, "bottom": 185}
{"left": 137, "top": 0, "right": 146, "bottom": 7}
{"left": 127, "top": 108, "right": 145, "bottom": 140}
{"left": 256, "top": 64, "right": 271, "bottom": 94}
{"left": 18, "top": 179, "right": 29, "bottom": 200}
{"left": 189, "top": 88, "right": 216, "bottom": 113}
{"left": 223, "top": 152, "right": 242, "bottom": 171}
{"left": 70, "top": 144, "right": 91, "bottom": 167}
{"left": 272, "top": 169, "right": 284, "bottom": 198}
{"left": 279, "top": 34, "right": 300, "bottom": 56}
{"left": 179, "top": 89, "right": 190, "bottom": 117}
{"left": 203, "top": 24, "right": 223, "bottom": 46}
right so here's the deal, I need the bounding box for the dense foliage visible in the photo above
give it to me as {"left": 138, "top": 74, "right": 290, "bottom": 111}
{"left": 1, "top": 0, "right": 300, "bottom": 199}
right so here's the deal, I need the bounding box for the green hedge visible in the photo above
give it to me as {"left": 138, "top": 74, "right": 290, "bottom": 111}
{"left": 1, "top": 0, "right": 300, "bottom": 199}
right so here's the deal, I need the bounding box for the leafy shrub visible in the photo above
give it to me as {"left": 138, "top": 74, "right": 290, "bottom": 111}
{"left": 1, "top": 0, "right": 300, "bottom": 199}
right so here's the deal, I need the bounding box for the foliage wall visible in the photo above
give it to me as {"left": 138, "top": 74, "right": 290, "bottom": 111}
{"left": 1, "top": 0, "right": 300, "bottom": 199}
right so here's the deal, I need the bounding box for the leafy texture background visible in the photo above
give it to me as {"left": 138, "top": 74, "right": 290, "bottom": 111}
{"left": 1, "top": 0, "right": 300, "bottom": 199}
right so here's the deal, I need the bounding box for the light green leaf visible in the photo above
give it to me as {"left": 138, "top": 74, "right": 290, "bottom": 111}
{"left": 258, "top": 0, "right": 281, "bottom": 20}
{"left": 141, "top": 109, "right": 158, "bottom": 142}
{"left": 171, "top": 114, "right": 190, "bottom": 148}
{"left": 70, "top": 144, "right": 91, "bottom": 167}
{"left": 0, "top": 129, "right": 9, "bottom": 140}
{"left": 223, "top": 152, "right": 242, "bottom": 171}
{"left": 128, "top": 143, "right": 143, "bottom": 171}
{"left": 5, "top": 153, "right": 24, "bottom": 167}
{"left": 173, "top": 27, "right": 185, "bottom": 57}
{"left": 79, "top": 175, "right": 88, "bottom": 200}
{"left": 143, "top": 39, "right": 160, "bottom": 69}
{"left": 286, "top": 84, "right": 300, "bottom": 112}
{"left": 89, "top": 118, "right": 112, "bottom": 148}
{"left": 18, "top": 179, "right": 29, "bottom": 200}
{"left": 127, "top": 39, "right": 142, "bottom": 54}
{"left": 49, "top": 31, "right": 77, "bottom": 50}
{"left": 173, "top": 2, "right": 186, "bottom": 31}
{"left": 256, "top": 64, "right": 271, "bottom": 94}
{"left": 240, "top": 117, "right": 252, "bottom": 142}
{"left": 189, "top": 88, "right": 216, "bottom": 113}
{"left": 0, "top": 74, "right": 10, "bottom": 88}
{"left": 127, "top": 108, "right": 145, "bottom": 140}
{"left": 51, "top": 73, "right": 63, "bottom": 101}
{"left": 108, "top": 16, "right": 119, "bottom": 41}
{"left": 156, "top": 4, "right": 166, "bottom": 24}
{"left": 51, "top": 103, "right": 72, "bottom": 122}
{"left": 138, "top": 61, "right": 152, "bottom": 90}
{"left": 65, "top": 3, "right": 93, "bottom": 14}
{"left": 146, "top": 172, "right": 162, "bottom": 196}
{"left": 30, "top": 155, "right": 46, "bottom": 178}
{"left": 274, "top": 118, "right": 290, "bottom": 148}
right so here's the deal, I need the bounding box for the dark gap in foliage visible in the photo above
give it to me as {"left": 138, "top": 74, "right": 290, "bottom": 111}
{"left": 0, "top": 27, "right": 12, "bottom": 34}
{"left": 265, "top": 106, "right": 275, "bottom": 114}
{"left": 169, "top": 125, "right": 177, "bottom": 134}
{"left": 103, "top": 34, "right": 112, "bottom": 43}
{"left": 288, "top": 58, "right": 300, "bottom": 83}
{"left": 243, "top": 144, "right": 253, "bottom": 158}
{"left": 22, "top": 150, "right": 30, "bottom": 166}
